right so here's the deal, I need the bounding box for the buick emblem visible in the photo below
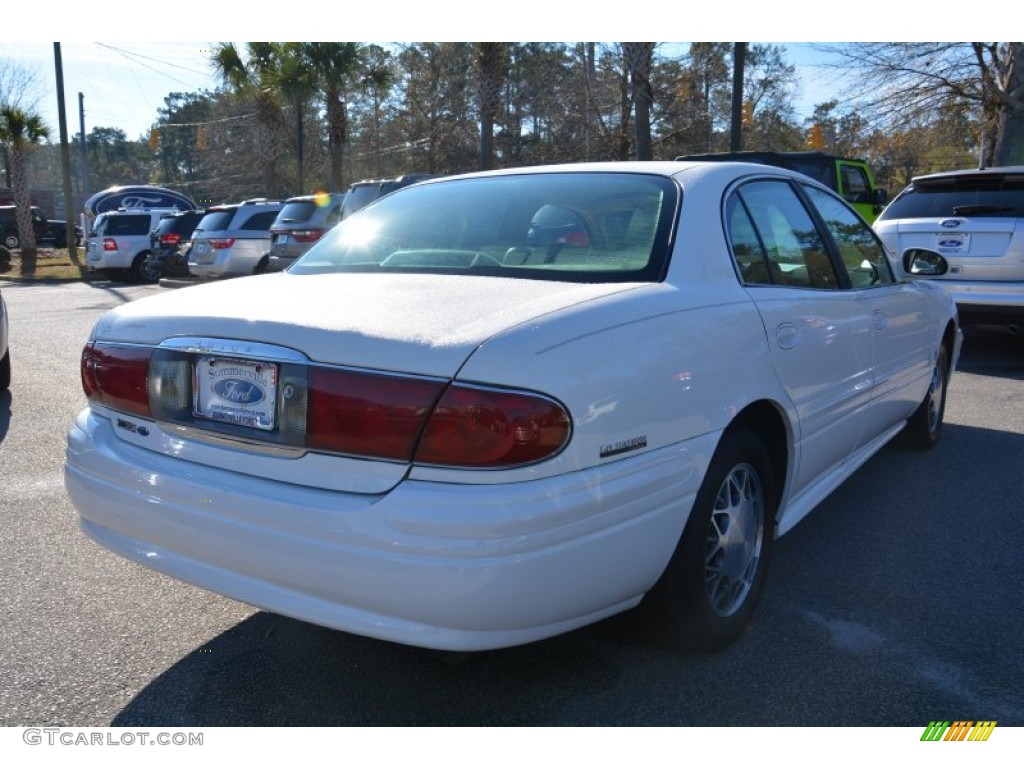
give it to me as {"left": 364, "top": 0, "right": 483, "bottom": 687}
{"left": 940, "top": 219, "right": 962, "bottom": 228}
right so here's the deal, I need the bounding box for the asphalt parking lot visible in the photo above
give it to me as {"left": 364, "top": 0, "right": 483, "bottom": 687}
{"left": 1, "top": 279, "right": 1022, "bottom": 726}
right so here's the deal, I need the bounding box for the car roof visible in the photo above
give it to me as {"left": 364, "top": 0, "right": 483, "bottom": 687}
{"left": 911, "top": 166, "right": 1024, "bottom": 184}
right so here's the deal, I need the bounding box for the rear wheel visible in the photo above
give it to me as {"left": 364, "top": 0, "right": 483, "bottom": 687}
{"left": 643, "top": 427, "right": 776, "bottom": 651}
{"left": 129, "top": 252, "right": 160, "bottom": 284}
{"left": 3, "top": 232, "right": 19, "bottom": 250}
{"left": 897, "top": 346, "right": 948, "bottom": 450}
{"left": 254, "top": 255, "right": 269, "bottom": 275}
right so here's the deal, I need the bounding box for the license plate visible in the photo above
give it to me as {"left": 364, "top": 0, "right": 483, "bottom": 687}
{"left": 275, "top": 234, "right": 290, "bottom": 244}
{"left": 934, "top": 233, "right": 970, "bottom": 253}
{"left": 194, "top": 357, "right": 277, "bottom": 430}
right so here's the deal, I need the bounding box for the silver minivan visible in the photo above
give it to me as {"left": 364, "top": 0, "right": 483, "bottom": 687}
{"left": 188, "top": 199, "right": 284, "bottom": 278}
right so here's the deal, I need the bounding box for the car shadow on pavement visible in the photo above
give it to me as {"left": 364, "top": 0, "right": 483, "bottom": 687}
{"left": 0, "top": 390, "right": 10, "bottom": 444}
{"left": 110, "top": 610, "right": 647, "bottom": 727}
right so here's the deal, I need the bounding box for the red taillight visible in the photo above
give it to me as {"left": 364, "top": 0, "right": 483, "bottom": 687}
{"left": 80, "top": 343, "right": 152, "bottom": 417}
{"left": 160, "top": 233, "right": 182, "bottom": 246}
{"left": 291, "top": 229, "right": 325, "bottom": 243}
{"left": 209, "top": 238, "right": 236, "bottom": 249}
{"left": 103, "top": 238, "right": 118, "bottom": 251}
{"left": 306, "top": 368, "right": 446, "bottom": 461}
{"left": 415, "top": 385, "right": 571, "bottom": 467}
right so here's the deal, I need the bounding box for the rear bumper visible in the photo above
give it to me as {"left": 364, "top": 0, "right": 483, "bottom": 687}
{"left": 933, "top": 280, "right": 1024, "bottom": 322}
{"left": 65, "top": 407, "right": 712, "bottom": 650}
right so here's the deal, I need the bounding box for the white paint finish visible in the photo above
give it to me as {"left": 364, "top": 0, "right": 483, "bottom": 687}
{"left": 92, "top": 272, "right": 644, "bottom": 378}
{"left": 65, "top": 161, "right": 961, "bottom": 650}
{"left": 67, "top": 408, "right": 714, "bottom": 650}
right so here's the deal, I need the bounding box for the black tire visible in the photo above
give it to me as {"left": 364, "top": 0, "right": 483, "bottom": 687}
{"left": 897, "top": 346, "right": 949, "bottom": 450}
{"left": 3, "top": 232, "right": 19, "bottom": 250}
{"left": 0, "top": 347, "right": 10, "bottom": 391}
{"left": 254, "top": 256, "right": 270, "bottom": 275}
{"left": 642, "top": 427, "right": 776, "bottom": 652}
{"left": 129, "top": 252, "right": 159, "bottom": 284}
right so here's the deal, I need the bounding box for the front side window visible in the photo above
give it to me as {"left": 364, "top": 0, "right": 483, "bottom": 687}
{"left": 803, "top": 185, "right": 894, "bottom": 288}
{"left": 728, "top": 180, "right": 839, "bottom": 290}
{"left": 839, "top": 164, "right": 871, "bottom": 204}
{"left": 292, "top": 173, "right": 678, "bottom": 283}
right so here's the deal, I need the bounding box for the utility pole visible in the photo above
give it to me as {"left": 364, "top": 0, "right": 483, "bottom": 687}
{"left": 78, "top": 92, "right": 91, "bottom": 202}
{"left": 730, "top": 43, "right": 747, "bottom": 152}
{"left": 53, "top": 43, "right": 79, "bottom": 261}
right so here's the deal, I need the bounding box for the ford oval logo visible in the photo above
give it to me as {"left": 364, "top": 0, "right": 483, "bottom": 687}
{"left": 938, "top": 239, "right": 964, "bottom": 248}
{"left": 940, "top": 219, "right": 962, "bottom": 228}
{"left": 213, "top": 379, "right": 265, "bottom": 404}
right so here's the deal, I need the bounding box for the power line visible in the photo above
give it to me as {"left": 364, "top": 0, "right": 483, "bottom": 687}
{"left": 95, "top": 43, "right": 213, "bottom": 79}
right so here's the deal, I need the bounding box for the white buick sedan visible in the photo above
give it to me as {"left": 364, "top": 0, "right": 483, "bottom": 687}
{"left": 65, "top": 162, "right": 961, "bottom": 652}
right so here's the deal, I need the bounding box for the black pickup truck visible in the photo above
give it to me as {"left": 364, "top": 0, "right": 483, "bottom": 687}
{"left": 0, "top": 205, "right": 83, "bottom": 250}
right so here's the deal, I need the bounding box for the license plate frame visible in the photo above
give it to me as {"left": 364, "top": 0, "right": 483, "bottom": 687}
{"left": 194, "top": 356, "right": 278, "bottom": 431}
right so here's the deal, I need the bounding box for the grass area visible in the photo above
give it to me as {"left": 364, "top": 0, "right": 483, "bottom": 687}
{"left": 0, "top": 246, "right": 92, "bottom": 281}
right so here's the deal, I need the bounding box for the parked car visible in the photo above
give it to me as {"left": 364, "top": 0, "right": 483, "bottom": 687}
{"left": 66, "top": 161, "right": 960, "bottom": 653}
{"left": 0, "top": 205, "right": 83, "bottom": 250}
{"left": 0, "top": 286, "right": 8, "bottom": 391}
{"left": 85, "top": 208, "right": 178, "bottom": 283}
{"left": 188, "top": 199, "right": 284, "bottom": 278}
{"left": 339, "top": 173, "right": 440, "bottom": 220}
{"left": 145, "top": 210, "right": 206, "bottom": 279}
{"left": 266, "top": 193, "right": 346, "bottom": 272}
{"left": 874, "top": 166, "right": 1024, "bottom": 333}
{"left": 676, "top": 151, "right": 888, "bottom": 223}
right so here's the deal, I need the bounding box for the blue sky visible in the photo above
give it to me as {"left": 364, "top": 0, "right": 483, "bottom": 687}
{"left": 5, "top": 41, "right": 853, "bottom": 142}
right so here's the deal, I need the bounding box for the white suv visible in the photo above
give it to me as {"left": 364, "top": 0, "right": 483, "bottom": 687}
{"left": 188, "top": 200, "right": 284, "bottom": 278}
{"left": 86, "top": 208, "right": 180, "bottom": 283}
{"left": 874, "top": 166, "right": 1024, "bottom": 332}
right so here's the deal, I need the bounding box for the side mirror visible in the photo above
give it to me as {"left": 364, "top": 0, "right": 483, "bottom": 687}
{"left": 902, "top": 248, "right": 949, "bottom": 277}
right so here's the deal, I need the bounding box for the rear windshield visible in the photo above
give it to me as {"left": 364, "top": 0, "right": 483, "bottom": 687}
{"left": 274, "top": 201, "right": 317, "bottom": 225}
{"left": 194, "top": 210, "right": 235, "bottom": 232}
{"left": 156, "top": 212, "right": 203, "bottom": 235}
{"left": 340, "top": 184, "right": 382, "bottom": 218}
{"left": 290, "top": 172, "right": 678, "bottom": 283}
{"left": 879, "top": 176, "right": 1024, "bottom": 220}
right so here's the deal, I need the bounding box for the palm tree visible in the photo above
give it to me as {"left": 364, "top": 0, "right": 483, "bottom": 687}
{"left": 275, "top": 43, "right": 318, "bottom": 195}
{"left": 304, "top": 43, "right": 363, "bottom": 190}
{"left": 210, "top": 43, "right": 286, "bottom": 196}
{"left": 0, "top": 105, "right": 49, "bottom": 265}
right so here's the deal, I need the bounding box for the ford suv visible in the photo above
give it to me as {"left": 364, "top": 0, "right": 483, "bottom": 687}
{"left": 85, "top": 208, "right": 177, "bottom": 282}
{"left": 188, "top": 199, "right": 284, "bottom": 278}
{"left": 874, "top": 166, "right": 1024, "bottom": 332}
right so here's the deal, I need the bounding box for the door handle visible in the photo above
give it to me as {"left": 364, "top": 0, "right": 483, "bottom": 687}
{"left": 873, "top": 310, "right": 887, "bottom": 330}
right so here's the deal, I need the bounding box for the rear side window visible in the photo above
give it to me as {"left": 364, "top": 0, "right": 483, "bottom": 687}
{"left": 730, "top": 180, "right": 839, "bottom": 290}
{"left": 238, "top": 211, "right": 279, "bottom": 231}
{"left": 879, "top": 176, "right": 1024, "bottom": 220}
{"left": 105, "top": 215, "right": 150, "bottom": 236}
